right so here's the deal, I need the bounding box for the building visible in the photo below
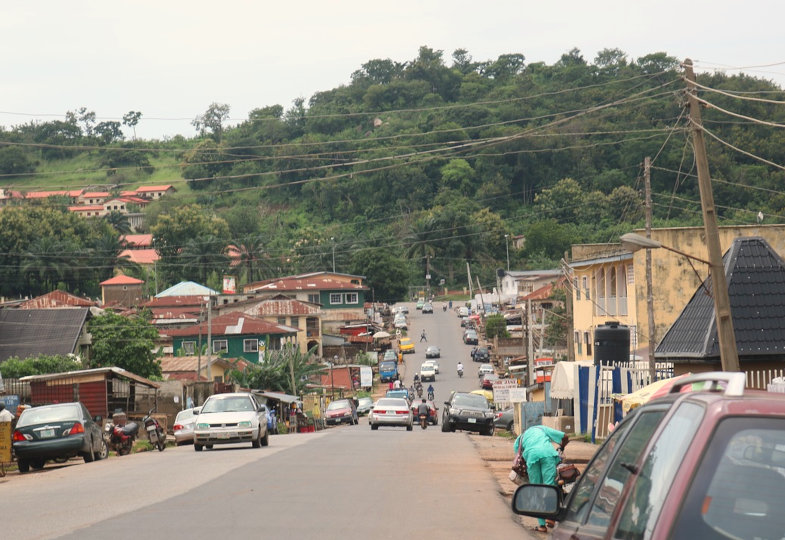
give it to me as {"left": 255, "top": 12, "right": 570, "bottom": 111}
{"left": 0, "top": 308, "right": 93, "bottom": 363}
{"left": 500, "top": 270, "right": 562, "bottom": 303}
{"left": 17, "top": 290, "right": 96, "bottom": 309}
{"left": 134, "top": 185, "right": 176, "bottom": 200}
{"left": 100, "top": 274, "right": 145, "bottom": 308}
{"left": 160, "top": 355, "right": 248, "bottom": 383}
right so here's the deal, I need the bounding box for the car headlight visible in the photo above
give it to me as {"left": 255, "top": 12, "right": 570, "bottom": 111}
{"left": 238, "top": 421, "right": 252, "bottom": 428}
{"left": 196, "top": 423, "right": 210, "bottom": 430}
{"left": 484, "top": 411, "right": 495, "bottom": 418}
{"left": 450, "top": 408, "right": 459, "bottom": 415}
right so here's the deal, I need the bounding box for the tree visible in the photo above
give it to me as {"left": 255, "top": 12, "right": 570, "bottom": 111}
{"left": 122, "top": 111, "right": 142, "bottom": 140}
{"left": 192, "top": 103, "right": 231, "bottom": 141}
{"left": 544, "top": 289, "right": 569, "bottom": 350}
{"left": 89, "top": 312, "right": 161, "bottom": 378}
{"left": 0, "top": 354, "right": 82, "bottom": 378}
{"left": 485, "top": 314, "right": 509, "bottom": 339}
{"left": 181, "top": 235, "right": 229, "bottom": 284}
{"left": 93, "top": 121, "right": 124, "bottom": 145}
{"left": 104, "top": 211, "right": 132, "bottom": 235}
{"left": 21, "top": 236, "right": 72, "bottom": 294}
{"left": 231, "top": 235, "right": 268, "bottom": 284}
{"left": 350, "top": 248, "right": 409, "bottom": 302}
{"left": 0, "top": 145, "right": 34, "bottom": 175}
{"left": 228, "top": 344, "right": 325, "bottom": 396}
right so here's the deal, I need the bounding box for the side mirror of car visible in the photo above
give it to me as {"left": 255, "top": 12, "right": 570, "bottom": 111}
{"left": 93, "top": 415, "right": 103, "bottom": 423}
{"left": 193, "top": 408, "right": 201, "bottom": 415}
{"left": 444, "top": 402, "right": 451, "bottom": 407}
{"left": 511, "top": 484, "right": 562, "bottom": 519}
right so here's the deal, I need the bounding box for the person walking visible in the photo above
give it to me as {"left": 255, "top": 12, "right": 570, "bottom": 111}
{"left": 513, "top": 425, "right": 569, "bottom": 532}
{"left": 420, "top": 329, "right": 427, "bottom": 342}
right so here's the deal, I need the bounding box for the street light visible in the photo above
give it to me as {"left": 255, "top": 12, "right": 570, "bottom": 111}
{"left": 620, "top": 232, "right": 740, "bottom": 374}
{"left": 504, "top": 234, "right": 510, "bottom": 272}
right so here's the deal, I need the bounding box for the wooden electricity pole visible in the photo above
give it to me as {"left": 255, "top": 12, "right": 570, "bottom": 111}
{"left": 644, "top": 156, "right": 656, "bottom": 383}
{"left": 684, "top": 59, "right": 740, "bottom": 372}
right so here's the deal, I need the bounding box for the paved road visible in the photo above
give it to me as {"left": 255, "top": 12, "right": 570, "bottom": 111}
{"left": 5, "top": 302, "right": 533, "bottom": 539}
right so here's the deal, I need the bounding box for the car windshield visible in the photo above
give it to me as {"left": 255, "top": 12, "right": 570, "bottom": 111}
{"left": 17, "top": 404, "right": 81, "bottom": 426}
{"left": 201, "top": 396, "right": 255, "bottom": 413}
{"left": 327, "top": 400, "right": 351, "bottom": 411}
{"left": 453, "top": 393, "right": 488, "bottom": 408}
{"left": 376, "top": 399, "right": 406, "bottom": 408}
{"left": 383, "top": 351, "right": 396, "bottom": 360}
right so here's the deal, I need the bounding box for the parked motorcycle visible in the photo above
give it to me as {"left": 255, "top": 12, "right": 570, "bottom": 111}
{"left": 142, "top": 408, "right": 166, "bottom": 451}
{"left": 419, "top": 413, "right": 428, "bottom": 429}
{"left": 104, "top": 410, "right": 139, "bottom": 456}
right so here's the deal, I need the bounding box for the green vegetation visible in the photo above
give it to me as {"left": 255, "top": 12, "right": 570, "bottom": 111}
{"left": 0, "top": 47, "right": 783, "bottom": 300}
{"left": 89, "top": 312, "right": 162, "bottom": 379}
{"left": 0, "top": 354, "right": 82, "bottom": 378}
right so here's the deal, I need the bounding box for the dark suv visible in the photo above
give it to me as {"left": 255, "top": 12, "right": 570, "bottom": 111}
{"left": 512, "top": 372, "right": 785, "bottom": 539}
{"left": 441, "top": 391, "right": 494, "bottom": 436}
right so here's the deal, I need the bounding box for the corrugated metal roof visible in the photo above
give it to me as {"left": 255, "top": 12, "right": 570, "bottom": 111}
{"left": 20, "top": 366, "right": 159, "bottom": 388}
{"left": 156, "top": 281, "right": 217, "bottom": 298}
{"left": 0, "top": 308, "right": 90, "bottom": 362}
{"left": 18, "top": 290, "right": 96, "bottom": 309}
{"left": 163, "top": 312, "right": 297, "bottom": 338}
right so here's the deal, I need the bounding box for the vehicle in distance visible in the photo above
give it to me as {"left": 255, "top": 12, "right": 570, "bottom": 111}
{"left": 463, "top": 329, "right": 479, "bottom": 345}
{"left": 399, "top": 337, "right": 415, "bottom": 354}
{"left": 193, "top": 392, "right": 268, "bottom": 451}
{"left": 481, "top": 373, "right": 499, "bottom": 390}
{"left": 369, "top": 398, "right": 413, "bottom": 430}
{"left": 472, "top": 347, "right": 490, "bottom": 363}
{"left": 409, "top": 400, "right": 439, "bottom": 425}
{"left": 478, "top": 363, "right": 494, "bottom": 377}
{"left": 458, "top": 306, "right": 469, "bottom": 317}
{"left": 512, "top": 372, "right": 785, "bottom": 539}
{"left": 356, "top": 396, "right": 374, "bottom": 416}
{"left": 494, "top": 407, "right": 514, "bottom": 433}
{"left": 429, "top": 359, "right": 440, "bottom": 373}
{"left": 416, "top": 299, "right": 425, "bottom": 310}
{"left": 13, "top": 402, "right": 108, "bottom": 473}
{"left": 379, "top": 359, "right": 399, "bottom": 383}
{"left": 421, "top": 303, "right": 433, "bottom": 314}
{"left": 395, "top": 305, "right": 409, "bottom": 314}
{"left": 425, "top": 345, "right": 441, "bottom": 359}
{"left": 441, "top": 391, "right": 494, "bottom": 436}
{"left": 325, "top": 399, "right": 358, "bottom": 426}
{"left": 173, "top": 407, "right": 198, "bottom": 445}
{"left": 382, "top": 349, "right": 397, "bottom": 362}
{"left": 419, "top": 361, "right": 436, "bottom": 382}
{"left": 386, "top": 389, "right": 411, "bottom": 401}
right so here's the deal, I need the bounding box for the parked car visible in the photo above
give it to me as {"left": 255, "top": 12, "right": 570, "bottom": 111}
{"left": 493, "top": 407, "right": 514, "bottom": 432}
{"left": 173, "top": 407, "right": 198, "bottom": 445}
{"left": 395, "top": 305, "right": 409, "bottom": 314}
{"left": 460, "top": 317, "right": 469, "bottom": 327}
{"left": 409, "top": 399, "right": 439, "bottom": 425}
{"left": 463, "top": 329, "right": 479, "bottom": 345}
{"left": 441, "top": 391, "right": 494, "bottom": 436}
{"left": 393, "top": 316, "right": 408, "bottom": 330}
{"left": 425, "top": 345, "right": 441, "bottom": 359}
{"left": 12, "top": 402, "right": 108, "bottom": 472}
{"left": 421, "top": 303, "right": 433, "bottom": 314}
{"left": 193, "top": 392, "right": 268, "bottom": 451}
{"left": 325, "top": 398, "right": 359, "bottom": 426}
{"left": 472, "top": 346, "right": 490, "bottom": 363}
{"left": 458, "top": 306, "right": 469, "bottom": 317}
{"left": 369, "top": 398, "right": 413, "bottom": 430}
{"left": 399, "top": 337, "right": 415, "bottom": 354}
{"left": 478, "top": 363, "right": 494, "bottom": 377}
{"left": 481, "top": 373, "right": 499, "bottom": 390}
{"left": 382, "top": 349, "right": 397, "bottom": 362}
{"left": 356, "top": 396, "right": 374, "bottom": 416}
{"left": 512, "top": 372, "right": 785, "bottom": 539}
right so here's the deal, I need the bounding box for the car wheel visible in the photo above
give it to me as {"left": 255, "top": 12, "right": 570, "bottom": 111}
{"left": 506, "top": 421, "right": 514, "bottom": 433}
{"left": 484, "top": 424, "right": 494, "bottom": 437}
{"left": 31, "top": 459, "right": 46, "bottom": 470}
{"left": 441, "top": 419, "right": 449, "bottom": 432}
{"left": 17, "top": 459, "right": 29, "bottom": 473}
{"left": 83, "top": 440, "right": 96, "bottom": 463}
{"left": 96, "top": 439, "right": 109, "bottom": 460}
{"left": 371, "top": 423, "right": 378, "bottom": 430}
{"left": 261, "top": 429, "right": 269, "bottom": 447}
{"left": 252, "top": 428, "right": 262, "bottom": 448}
{"left": 406, "top": 424, "right": 413, "bottom": 431}
{"left": 194, "top": 444, "right": 203, "bottom": 452}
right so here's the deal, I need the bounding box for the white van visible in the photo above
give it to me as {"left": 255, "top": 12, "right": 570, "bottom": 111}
{"left": 458, "top": 306, "right": 469, "bottom": 317}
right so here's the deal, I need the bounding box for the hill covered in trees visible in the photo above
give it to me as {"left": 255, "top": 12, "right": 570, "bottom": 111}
{"left": 1, "top": 46, "right": 783, "bottom": 301}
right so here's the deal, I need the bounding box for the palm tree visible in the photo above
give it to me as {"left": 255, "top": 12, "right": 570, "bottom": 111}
{"left": 181, "top": 235, "right": 229, "bottom": 284}
{"left": 90, "top": 233, "right": 140, "bottom": 283}
{"left": 230, "top": 235, "right": 268, "bottom": 285}
{"left": 21, "top": 237, "right": 71, "bottom": 294}
{"left": 405, "top": 215, "right": 441, "bottom": 288}
{"left": 104, "top": 211, "right": 131, "bottom": 235}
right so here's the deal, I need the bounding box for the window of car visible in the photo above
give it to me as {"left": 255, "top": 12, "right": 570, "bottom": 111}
{"left": 327, "top": 400, "right": 351, "bottom": 410}
{"left": 673, "top": 416, "right": 785, "bottom": 539}
{"left": 16, "top": 404, "right": 81, "bottom": 427}
{"left": 452, "top": 393, "right": 488, "bottom": 408}
{"left": 564, "top": 408, "right": 666, "bottom": 526}
{"left": 614, "top": 401, "right": 704, "bottom": 539}
{"left": 175, "top": 409, "right": 196, "bottom": 422}
{"left": 376, "top": 399, "right": 405, "bottom": 408}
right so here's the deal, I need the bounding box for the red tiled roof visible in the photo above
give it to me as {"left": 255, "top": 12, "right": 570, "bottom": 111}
{"left": 163, "top": 311, "right": 296, "bottom": 338}
{"left": 246, "top": 275, "right": 367, "bottom": 293}
{"left": 100, "top": 274, "right": 145, "bottom": 286}
{"left": 119, "top": 196, "right": 149, "bottom": 205}
{"left": 27, "top": 190, "right": 70, "bottom": 199}
{"left": 121, "top": 234, "right": 153, "bottom": 248}
{"left": 136, "top": 185, "right": 174, "bottom": 192}
{"left": 119, "top": 249, "right": 159, "bottom": 265}
{"left": 120, "top": 190, "right": 137, "bottom": 197}
{"left": 83, "top": 191, "right": 110, "bottom": 198}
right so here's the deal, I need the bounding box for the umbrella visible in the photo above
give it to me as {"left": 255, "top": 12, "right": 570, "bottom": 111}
{"left": 616, "top": 373, "right": 692, "bottom": 414}
{"left": 373, "top": 331, "right": 391, "bottom": 339}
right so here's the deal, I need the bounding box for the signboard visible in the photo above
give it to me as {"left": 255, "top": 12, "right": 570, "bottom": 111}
{"left": 0, "top": 422, "right": 11, "bottom": 464}
{"left": 492, "top": 379, "right": 520, "bottom": 407}
{"left": 508, "top": 388, "right": 528, "bottom": 403}
{"left": 222, "top": 275, "right": 236, "bottom": 294}
{"left": 0, "top": 395, "right": 19, "bottom": 411}
{"left": 360, "top": 366, "right": 373, "bottom": 388}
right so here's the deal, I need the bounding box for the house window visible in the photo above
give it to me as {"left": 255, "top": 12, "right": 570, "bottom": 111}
{"left": 182, "top": 341, "right": 196, "bottom": 355}
{"left": 308, "top": 293, "right": 319, "bottom": 304}
{"left": 243, "top": 339, "right": 258, "bottom": 353}
{"left": 212, "top": 340, "right": 228, "bottom": 354}
{"left": 584, "top": 331, "right": 592, "bottom": 356}
{"left": 329, "top": 293, "right": 342, "bottom": 305}
{"left": 278, "top": 317, "right": 287, "bottom": 325}
{"left": 289, "top": 316, "right": 299, "bottom": 329}
{"left": 345, "top": 292, "right": 358, "bottom": 304}
{"left": 574, "top": 278, "right": 580, "bottom": 300}
{"left": 575, "top": 331, "right": 582, "bottom": 355}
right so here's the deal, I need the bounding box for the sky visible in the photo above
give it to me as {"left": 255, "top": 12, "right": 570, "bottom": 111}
{"left": 2, "top": 1, "right": 784, "bottom": 140}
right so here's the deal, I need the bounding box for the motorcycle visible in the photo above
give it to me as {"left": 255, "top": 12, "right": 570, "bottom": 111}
{"left": 457, "top": 368, "right": 464, "bottom": 378}
{"left": 427, "top": 390, "right": 435, "bottom": 401}
{"left": 104, "top": 410, "right": 139, "bottom": 456}
{"left": 442, "top": 304, "right": 447, "bottom": 312}
{"left": 419, "top": 413, "right": 428, "bottom": 429}
{"left": 556, "top": 447, "right": 581, "bottom": 495}
{"left": 142, "top": 408, "right": 166, "bottom": 451}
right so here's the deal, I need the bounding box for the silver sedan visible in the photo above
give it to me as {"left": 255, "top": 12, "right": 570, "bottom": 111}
{"left": 369, "top": 398, "right": 413, "bottom": 430}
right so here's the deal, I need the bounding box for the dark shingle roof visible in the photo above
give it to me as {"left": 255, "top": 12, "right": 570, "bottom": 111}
{"left": 0, "top": 308, "right": 90, "bottom": 363}
{"left": 656, "top": 237, "right": 785, "bottom": 362}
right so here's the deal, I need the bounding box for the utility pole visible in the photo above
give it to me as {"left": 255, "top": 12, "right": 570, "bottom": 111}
{"left": 206, "top": 295, "right": 213, "bottom": 382}
{"left": 563, "top": 254, "right": 574, "bottom": 362}
{"left": 644, "top": 156, "right": 656, "bottom": 383}
{"left": 527, "top": 298, "right": 534, "bottom": 387}
{"left": 684, "top": 59, "right": 740, "bottom": 372}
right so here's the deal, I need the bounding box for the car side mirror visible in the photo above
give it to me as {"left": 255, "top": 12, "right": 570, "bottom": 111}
{"left": 193, "top": 408, "right": 201, "bottom": 415}
{"left": 94, "top": 415, "right": 103, "bottom": 423}
{"left": 444, "top": 402, "right": 450, "bottom": 407}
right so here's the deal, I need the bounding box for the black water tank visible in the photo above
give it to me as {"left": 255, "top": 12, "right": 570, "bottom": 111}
{"left": 594, "top": 321, "right": 630, "bottom": 366}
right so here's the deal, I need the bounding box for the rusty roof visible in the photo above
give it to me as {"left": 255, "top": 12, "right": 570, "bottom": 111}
{"left": 18, "top": 290, "right": 96, "bottom": 309}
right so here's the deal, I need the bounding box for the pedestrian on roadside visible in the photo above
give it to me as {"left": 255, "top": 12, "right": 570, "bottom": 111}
{"left": 513, "top": 425, "right": 569, "bottom": 533}
{"left": 420, "top": 329, "right": 427, "bottom": 342}
{"left": 388, "top": 381, "right": 394, "bottom": 390}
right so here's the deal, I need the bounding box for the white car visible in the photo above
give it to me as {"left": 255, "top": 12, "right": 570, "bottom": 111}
{"left": 369, "top": 398, "right": 413, "bottom": 430}
{"left": 478, "top": 364, "right": 494, "bottom": 377}
{"left": 193, "top": 392, "right": 269, "bottom": 451}
{"left": 420, "top": 362, "right": 437, "bottom": 382}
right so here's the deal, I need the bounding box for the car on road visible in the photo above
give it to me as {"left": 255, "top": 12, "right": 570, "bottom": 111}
{"left": 416, "top": 299, "right": 425, "bottom": 310}
{"left": 429, "top": 359, "right": 440, "bottom": 373}
{"left": 173, "top": 407, "right": 198, "bottom": 445}
{"left": 441, "top": 391, "right": 494, "bottom": 436}
{"left": 369, "top": 398, "right": 413, "bottom": 430}
{"left": 393, "top": 314, "right": 408, "bottom": 330}
{"left": 422, "top": 302, "right": 433, "bottom": 314}
{"left": 481, "top": 373, "right": 499, "bottom": 390}
{"left": 399, "top": 337, "right": 415, "bottom": 354}
{"left": 512, "top": 372, "right": 785, "bottom": 539}
{"left": 193, "top": 392, "right": 269, "bottom": 451}
{"left": 472, "top": 346, "right": 490, "bottom": 363}
{"left": 325, "top": 398, "right": 359, "bottom": 426}
{"left": 493, "top": 407, "right": 514, "bottom": 432}
{"left": 386, "top": 389, "right": 411, "bottom": 402}
{"left": 410, "top": 399, "right": 439, "bottom": 425}
{"left": 419, "top": 361, "right": 437, "bottom": 382}
{"left": 460, "top": 317, "right": 469, "bottom": 327}
{"left": 395, "top": 305, "right": 409, "bottom": 314}
{"left": 382, "top": 349, "right": 397, "bottom": 362}
{"left": 463, "top": 329, "right": 478, "bottom": 345}
{"left": 356, "top": 396, "right": 374, "bottom": 416}
{"left": 478, "top": 363, "right": 494, "bottom": 377}
{"left": 12, "top": 402, "right": 108, "bottom": 473}
{"left": 425, "top": 345, "right": 440, "bottom": 359}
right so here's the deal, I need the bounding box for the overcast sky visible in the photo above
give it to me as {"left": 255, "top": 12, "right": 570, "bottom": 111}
{"left": 2, "top": 1, "right": 783, "bottom": 140}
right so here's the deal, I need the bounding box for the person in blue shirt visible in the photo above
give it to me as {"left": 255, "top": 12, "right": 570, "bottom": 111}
{"left": 513, "top": 425, "right": 569, "bottom": 532}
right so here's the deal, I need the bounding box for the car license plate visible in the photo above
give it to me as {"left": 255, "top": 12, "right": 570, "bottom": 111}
{"left": 40, "top": 428, "right": 55, "bottom": 438}
{"left": 468, "top": 418, "right": 476, "bottom": 423}
{"left": 217, "top": 432, "right": 230, "bottom": 439}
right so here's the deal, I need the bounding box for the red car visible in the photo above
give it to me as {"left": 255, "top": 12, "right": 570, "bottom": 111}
{"left": 481, "top": 374, "right": 499, "bottom": 390}
{"left": 512, "top": 372, "right": 785, "bottom": 539}
{"left": 410, "top": 400, "right": 439, "bottom": 425}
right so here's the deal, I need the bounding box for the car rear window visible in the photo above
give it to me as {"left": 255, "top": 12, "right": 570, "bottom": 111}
{"left": 17, "top": 404, "right": 81, "bottom": 427}
{"left": 376, "top": 399, "right": 405, "bottom": 407}
{"left": 175, "top": 409, "right": 196, "bottom": 422}
{"left": 674, "top": 417, "right": 785, "bottom": 539}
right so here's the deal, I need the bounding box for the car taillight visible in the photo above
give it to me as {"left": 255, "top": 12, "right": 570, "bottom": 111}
{"left": 69, "top": 422, "right": 84, "bottom": 435}
{"left": 495, "top": 412, "right": 502, "bottom": 419}
{"left": 173, "top": 424, "right": 183, "bottom": 431}
{"left": 12, "top": 430, "right": 26, "bottom": 442}
{"left": 374, "top": 410, "right": 386, "bottom": 414}
{"left": 395, "top": 410, "right": 408, "bottom": 415}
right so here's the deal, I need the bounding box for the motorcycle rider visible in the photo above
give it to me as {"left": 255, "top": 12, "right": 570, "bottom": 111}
{"left": 456, "top": 361, "right": 464, "bottom": 375}
{"left": 417, "top": 399, "right": 430, "bottom": 424}
{"left": 427, "top": 384, "right": 435, "bottom": 400}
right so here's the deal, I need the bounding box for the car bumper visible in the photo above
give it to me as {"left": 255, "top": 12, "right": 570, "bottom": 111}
{"left": 194, "top": 427, "right": 258, "bottom": 445}
{"left": 14, "top": 436, "right": 87, "bottom": 459}
{"left": 325, "top": 415, "right": 354, "bottom": 425}
{"left": 174, "top": 429, "right": 194, "bottom": 444}
{"left": 369, "top": 414, "right": 412, "bottom": 427}
{"left": 446, "top": 415, "right": 493, "bottom": 432}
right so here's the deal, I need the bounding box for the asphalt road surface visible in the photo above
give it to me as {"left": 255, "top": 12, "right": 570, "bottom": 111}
{"left": 5, "top": 302, "right": 532, "bottom": 539}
